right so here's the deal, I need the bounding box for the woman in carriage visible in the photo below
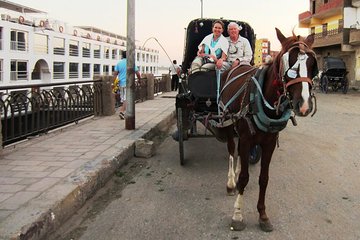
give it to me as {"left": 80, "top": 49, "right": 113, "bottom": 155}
{"left": 190, "top": 20, "right": 229, "bottom": 73}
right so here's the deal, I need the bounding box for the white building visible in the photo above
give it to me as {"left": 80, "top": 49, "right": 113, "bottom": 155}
{"left": 0, "top": 0, "right": 160, "bottom": 87}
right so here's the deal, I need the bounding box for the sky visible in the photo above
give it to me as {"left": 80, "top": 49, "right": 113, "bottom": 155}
{"left": 12, "top": 0, "right": 310, "bottom": 67}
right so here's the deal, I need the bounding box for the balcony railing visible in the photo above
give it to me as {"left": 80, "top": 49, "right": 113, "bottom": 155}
{"left": 54, "top": 47, "right": 65, "bottom": 55}
{"left": 10, "top": 41, "right": 28, "bottom": 51}
{"left": 313, "top": 28, "right": 344, "bottom": 48}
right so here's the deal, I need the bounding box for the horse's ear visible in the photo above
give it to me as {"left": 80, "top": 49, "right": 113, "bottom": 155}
{"left": 305, "top": 33, "right": 315, "bottom": 47}
{"left": 275, "top": 28, "right": 286, "bottom": 45}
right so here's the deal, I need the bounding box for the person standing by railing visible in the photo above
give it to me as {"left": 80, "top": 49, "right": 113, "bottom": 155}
{"left": 113, "top": 51, "right": 141, "bottom": 120}
{"left": 169, "top": 60, "right": 180, "bottom": 91}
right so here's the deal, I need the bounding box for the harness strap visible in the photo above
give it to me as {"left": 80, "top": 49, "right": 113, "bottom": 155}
{"left": 220, "top": 81, "right": 249, "bottom": 112}
{"left": 285, "top": 77, "right": 313, "bottom": 88}
{"left": 218, "top": 67, "right": 257, "bottom": 113}
{"left": 251, "top": 76, "right": 276, "bottom": 111}
{"left": 208, "top": 118, "right": 234, "bottom": 128}
{"left": 219, "top": 67, "right": 256, "bottom": 98}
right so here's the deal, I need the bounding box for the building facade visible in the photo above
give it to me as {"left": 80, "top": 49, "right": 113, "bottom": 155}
{"left": 0, "top": 0, "right": 160, "bottom": 87}
{"left": 298, "top": 0, "right": 360, "bottom": 86}
{"left": 254, "top": 38, "right": 271, "bottom": 66}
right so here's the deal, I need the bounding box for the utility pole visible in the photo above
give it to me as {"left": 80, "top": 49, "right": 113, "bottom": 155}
{"left": 200, "top": 0, "right": 203, "bottom": 18}
{"left": 126, "top": 0, "right": 135, "bottom": 130}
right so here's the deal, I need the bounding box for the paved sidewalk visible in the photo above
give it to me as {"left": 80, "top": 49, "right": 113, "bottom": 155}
{"left": 0, "top": 92, "right": 176, "bottom": 240}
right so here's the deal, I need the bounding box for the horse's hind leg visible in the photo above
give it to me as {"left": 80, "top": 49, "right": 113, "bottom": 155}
{"left": 257, "top": 141, "right": 276, "bottom": 232}
{"left": 226, "top": 137, "right": 236, "bottom": 195}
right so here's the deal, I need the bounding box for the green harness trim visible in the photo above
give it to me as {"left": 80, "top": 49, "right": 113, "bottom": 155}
{"left": 250, "top": 67, "right": 291, "bottom": 133}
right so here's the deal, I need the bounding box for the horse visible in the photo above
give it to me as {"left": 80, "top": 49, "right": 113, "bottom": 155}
{"left": 213, "top": 28, "right": 318, "bottom": 232}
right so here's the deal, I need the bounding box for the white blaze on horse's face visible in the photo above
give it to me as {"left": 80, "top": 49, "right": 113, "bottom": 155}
{"left": 298, "top": 54, "right": 311, "bottom": 115}
{"left": 282, "top": 52, "right": 312, "bottom": 115}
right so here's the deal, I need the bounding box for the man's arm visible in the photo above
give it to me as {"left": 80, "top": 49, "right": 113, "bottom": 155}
{"left": 176, "top": 65, "right": 181, "bottom": 75}
{"left": 242, "top": 38, "right": 253, "bottom": 63}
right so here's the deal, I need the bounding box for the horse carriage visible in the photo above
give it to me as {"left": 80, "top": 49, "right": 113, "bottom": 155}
{"left": 174, "top": 17, "right": 318, "bottom": 231}
{"left": 175, "top": 18, "right": 260, "bottom": 166}
{"left": 320, "top": 56, "right": 349, "bottom": 94}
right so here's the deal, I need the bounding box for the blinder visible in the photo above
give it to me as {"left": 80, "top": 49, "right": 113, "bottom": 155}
{"left": 281, "top": 43, "right": 317, "bottom": 89}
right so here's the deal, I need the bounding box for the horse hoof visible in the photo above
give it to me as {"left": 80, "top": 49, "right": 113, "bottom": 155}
{"left": 226, "top": 187, "right": 236, "bottom": 196}
{"left": 230, "top": 219, "right": 246, "bottom": 231}
{"left": 259, "top": 218, "right": 273, "bottom": 232}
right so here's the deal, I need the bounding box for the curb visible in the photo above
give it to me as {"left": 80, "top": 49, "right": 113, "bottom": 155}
{"left": 5, "top": 110, "right": 176, "bottom": 240}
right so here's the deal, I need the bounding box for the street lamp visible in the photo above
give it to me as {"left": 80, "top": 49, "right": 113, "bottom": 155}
{"left": 200, "top": 0, "right": 203, "bottom": 18}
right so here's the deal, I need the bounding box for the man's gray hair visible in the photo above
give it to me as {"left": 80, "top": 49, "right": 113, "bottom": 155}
{"left": 228, "top": 22, "right": 242, "bottom": 31}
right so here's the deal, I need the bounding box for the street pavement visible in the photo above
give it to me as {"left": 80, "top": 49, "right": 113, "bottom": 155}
{"left": 0, "top": 92, "right": 176, "bottom": 240}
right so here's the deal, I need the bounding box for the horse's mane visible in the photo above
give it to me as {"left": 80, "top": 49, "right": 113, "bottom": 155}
{"left": 272, "top": 31, "right": 304, "bottom": 85}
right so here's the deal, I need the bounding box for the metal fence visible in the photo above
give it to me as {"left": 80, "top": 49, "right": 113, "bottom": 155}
{"left": 0, "top": 74, "right": 170, "bottom": 147}
{"left": 0, "top": 80, "right": 101, "bottom": 146}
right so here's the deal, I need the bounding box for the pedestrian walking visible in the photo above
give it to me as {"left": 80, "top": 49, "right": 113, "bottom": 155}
{"left": 113, "top": 51, "right": 141, "bottom": 119}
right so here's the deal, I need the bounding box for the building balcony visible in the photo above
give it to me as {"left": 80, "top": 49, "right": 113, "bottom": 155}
{"left": 313, "top": 28, "right": 343, "bottom": 48}
{"left": 299, "top": 11, "right": 312, "bottom": 26}
{"left": 349, "top": 28, "right": 360, "bottom": 45}
{"left": 299, "top": 0, "right": 343, "bottom": 27}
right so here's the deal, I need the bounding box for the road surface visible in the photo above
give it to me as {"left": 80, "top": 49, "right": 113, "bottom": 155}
{"left": 52, "top": 92, "right": 360, "bottom": 240}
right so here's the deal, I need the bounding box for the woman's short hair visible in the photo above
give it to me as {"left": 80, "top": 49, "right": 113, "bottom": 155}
{"left": 212, "top": 20, "right": 225, "bottom": 29}
{"left": 227, "top": 22, "right": 243, "bottom": 31}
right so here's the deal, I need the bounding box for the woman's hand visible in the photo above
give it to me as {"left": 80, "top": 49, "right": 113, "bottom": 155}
{"left": 198, "top": 49, "right": 206, "bottom": 57}
{"left": 216, "top": 58, "right": 224, "bottom": 69}
{"left": 231, "top": 59, "right": 240, "bottom": 68}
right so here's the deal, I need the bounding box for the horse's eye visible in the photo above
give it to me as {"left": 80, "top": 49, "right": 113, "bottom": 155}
{"left": 287, "top": 69, "right": 297, "bottom": 79}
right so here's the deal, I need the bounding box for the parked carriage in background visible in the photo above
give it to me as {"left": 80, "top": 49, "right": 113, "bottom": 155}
{"left": 320, "top": 57, "right": 349, "bottom": 94}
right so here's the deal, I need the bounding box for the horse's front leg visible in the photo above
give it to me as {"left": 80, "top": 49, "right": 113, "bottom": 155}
{"left": 230, "top": 142, "right": 249, "bottom": 231}
{"left": 226, "top": 137, "right": 236, "bottom": 195}
{"left": 257, "top": 140, "right": 276, "bottom": 232}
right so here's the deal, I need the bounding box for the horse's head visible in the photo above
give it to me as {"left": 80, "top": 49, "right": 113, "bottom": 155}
{"left": 275, "top": 28, "right": 318, "bottom": 117}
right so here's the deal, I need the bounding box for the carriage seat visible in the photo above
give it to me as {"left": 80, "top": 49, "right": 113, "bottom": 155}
{"left": 187, "top": 71, "right": 218, "bottom": 112}
{"left": 188, "top": 71, "right": 217, "bottom": 98}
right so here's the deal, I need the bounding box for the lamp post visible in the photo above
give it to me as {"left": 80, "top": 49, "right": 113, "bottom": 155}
{"left": 141, "top": 37, "right": 174, "bottom": 72}
{"left": 126, "top": 0, "right": 136, "bottom": 130}
{"left": 200, "top": 0, "right": 203, "bottom": 18}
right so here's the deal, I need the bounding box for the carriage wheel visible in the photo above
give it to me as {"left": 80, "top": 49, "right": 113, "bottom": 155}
{"left": 249, "top": 145, "right": 262, "bottom": 165}
{"left": 342, "top": 77, "right": 349, "bottom": 94}
{"left": 321, "top": 76, "right": 329, "bottom": 94}
{"left": 177, "top": 107, "right": 185, "bottom": 165}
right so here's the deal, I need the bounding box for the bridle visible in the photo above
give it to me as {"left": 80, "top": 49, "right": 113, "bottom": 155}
{"left": 280, "top": 41, "right": 316, "bottom": 89}
{"left": 277, "top": 40, "right": 317, "bottom": 117}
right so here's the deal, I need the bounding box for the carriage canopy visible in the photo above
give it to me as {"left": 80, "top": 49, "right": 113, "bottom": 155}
{"left": 323, "top": 57, "right": 346, "bottom": 72}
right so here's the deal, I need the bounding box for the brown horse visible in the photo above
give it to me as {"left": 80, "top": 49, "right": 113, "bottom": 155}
{"left": 215, "top": 28, "right": 317, "bottom": 232}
